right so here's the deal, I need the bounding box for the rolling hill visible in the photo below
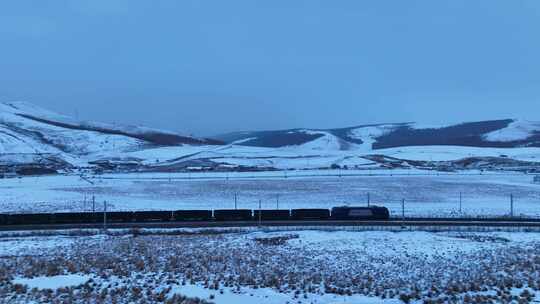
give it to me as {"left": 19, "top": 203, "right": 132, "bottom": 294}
{"left": 0, "top": 101, "right": 222, "bottom": 173}
{"left": 1, "top": 101, "right": 539, "bottom": 174}
{"left": 214, "top": 120, "right": 540, "bottom": 150}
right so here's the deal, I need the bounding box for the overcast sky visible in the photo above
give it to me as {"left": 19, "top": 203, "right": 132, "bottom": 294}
{"left": 1, "top": 1, "right": 539, "bottom": 136}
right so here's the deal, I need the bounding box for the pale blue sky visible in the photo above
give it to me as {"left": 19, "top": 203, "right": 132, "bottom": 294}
{"left": 1, "top": 1, "right": 539, "bottom": 135}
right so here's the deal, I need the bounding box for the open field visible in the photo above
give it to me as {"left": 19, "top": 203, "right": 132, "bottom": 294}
{"left": 1, "top": 170, "right": 540, "bottom": 217}
{"left": 2, "top": 228, "right": 540, "bottom": 303}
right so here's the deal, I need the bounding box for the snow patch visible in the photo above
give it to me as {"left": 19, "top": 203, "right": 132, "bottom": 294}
{"left": 484, "top": 120, "right": 540, "bottom": 142}
{"left": 348, "top": 124, "right": 399, "bottom": 150}
{"left": 231, "top": 137, "right": 258, "bottom": 145}
{"left": 409, "top": 122, "right": 458, "bottom": 130}
{"left": 170, "top": 282, "right": 400, "bottom": 304}
{"left": 13, "top": 274, "right": 92, "bottom": 290}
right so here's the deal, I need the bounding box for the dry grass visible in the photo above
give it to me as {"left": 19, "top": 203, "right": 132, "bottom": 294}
{"left": 1, "top": 232, "right": 540, "bottom": 303}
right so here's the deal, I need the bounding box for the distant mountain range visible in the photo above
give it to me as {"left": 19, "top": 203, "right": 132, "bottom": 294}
{"left": 1, "top": 101, "right": 539, "bottom": 174}
{"left": 213, "top": 120, "right": 540, "bottom": 150}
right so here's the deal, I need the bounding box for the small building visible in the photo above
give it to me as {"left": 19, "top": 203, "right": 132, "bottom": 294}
{"left": 534, "top": 175, "right": 540, "bottom": 183}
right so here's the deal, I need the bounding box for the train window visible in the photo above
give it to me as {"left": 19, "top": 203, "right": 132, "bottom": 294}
{"left": 348, "top": 209, "right": 373, "bottom": 217}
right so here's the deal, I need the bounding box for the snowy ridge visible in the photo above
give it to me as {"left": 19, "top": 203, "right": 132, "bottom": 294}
{"left": 0, "top": 101, "right": 220, "bottom": 170}
{"left": 3, "top": 101, "right": 189, "bottom": 139}
{"left": 215, "top": 119, "right": 540, "bottom": 151}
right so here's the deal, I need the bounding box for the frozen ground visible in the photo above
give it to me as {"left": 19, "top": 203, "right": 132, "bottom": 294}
{"left": 1, "top": 170, "right": 540, "bottom": 217}
{"left": 2, "top": 229, "right": 540, "bottom": 303}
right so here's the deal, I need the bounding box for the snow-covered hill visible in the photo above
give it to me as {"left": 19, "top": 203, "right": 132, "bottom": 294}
{"left": 1, "top": 101, "right": 539, "bottom": 174}
{"left": 204, "top": 120, "right": 540, "bottom": 172}
{"left": 215, "top": 119, "right": 540, "bottom": 151}
{"left": 0, "top": 101, "right": 221, "bottom": 172}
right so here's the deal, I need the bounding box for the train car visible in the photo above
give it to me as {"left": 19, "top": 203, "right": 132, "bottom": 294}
{"left": 330, "top": 206, "right": 390, "bottom": 220}
{"left": 253, "top": 210, "right": 290, "bottom": 221}
{"left": 134, "top": 211, "right": 172, "bottom": 222}
{"left": 173, "top": 210, "right": 212, "bottom": 221}
{"left": 4, "top": 213, "right": 54, "bottom": 225}
{"left": 370, "top": 206, "right": 390, "bottom": 220}
{"left": 52, "top": 212, "right": 99, "bottom": 224}
{"left": 213, "top": 209, "right": 252, "bottom": 221}
{"left": 291, "top": 209, "right": 330, "bottom": 220}
{"left": 104, "top": 211, "right": 134, "bottom": 223}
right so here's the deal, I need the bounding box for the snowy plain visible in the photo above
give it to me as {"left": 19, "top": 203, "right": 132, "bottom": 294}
{"left": 2, "top": 170, "right": 540, "bottom": 218}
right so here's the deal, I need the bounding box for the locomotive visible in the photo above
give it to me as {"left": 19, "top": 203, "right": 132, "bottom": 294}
{"left": 0, "top": 206, "right": 389, "bottom": 225}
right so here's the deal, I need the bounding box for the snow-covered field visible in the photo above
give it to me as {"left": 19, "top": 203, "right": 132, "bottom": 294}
{"left": 2, "top": 229, "right": 540, "bottom": 303}
{"left": 140, "top": 143, "right": 540, "bottom": 170}
{"left": 2, "top": 171, "right": 540, "bottom": 217}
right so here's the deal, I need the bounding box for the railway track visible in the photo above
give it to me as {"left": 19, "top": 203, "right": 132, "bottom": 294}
{"left": 3, "top": 218, "right": 540, "bottom": 231}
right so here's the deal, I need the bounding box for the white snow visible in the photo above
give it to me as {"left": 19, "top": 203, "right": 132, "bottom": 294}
{"left": 1, "top": 101, "right": 187, "bottom": 138}
{"left": 484, "top": 120, "right": 540, "bottom": 142}
{"left": 13, "top": 274, "right": 92, "bottom": 290}
{"left": 0, "top": 101, "right": 211, "bottom": 167}
{"left": 409, "top": 122, "right": 457, "bottom": 130}
{"left": 3, "top": 171, "right": 540, "bottom": 217}
{"left": 243, "top": 230, "right": 526, "bottom": 259}
{"left": 348, "top": 124, "right": 400, "bottom": 150}
{"left": 0, "top": 235, "right": 105, "bottom": 256}
{"left": 231, "top": 137, "right": 257, "bottom": 145}
{"left": 294, "top": 130, "right": 347, "bottom": 151}
{"left": 0, "top": 101, "right": 145, "bottom": 160}
{"left": 377, "top": 145, "right": 540, "bottom": 162}
{"left": 3, "top": 229, "right": 540, "bottom": 303}
{"left": 171, "top": 282, "right": 400, "bottom": 304}
{"left": 2, "top": 101, "right": 540, "bottom": 173}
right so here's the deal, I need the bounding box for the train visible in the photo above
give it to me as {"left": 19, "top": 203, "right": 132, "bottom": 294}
{"left": 0, "top": 206, "right": 390, "bottom": 226}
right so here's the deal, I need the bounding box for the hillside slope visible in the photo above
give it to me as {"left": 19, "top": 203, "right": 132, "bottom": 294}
{"left": 214, "top": 120, "right": 540, "bottom": 151}
{"left": 0, "top": 102, "right": 221, "bottom": 171}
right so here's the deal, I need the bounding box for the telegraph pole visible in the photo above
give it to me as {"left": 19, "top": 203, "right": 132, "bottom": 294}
{"left": 459, "top": 192, "right": 462, "bottom": 214}
{"left": 367, "top": 193, "right": 371, "bottom": 207}
{"left": 510, "top": 194, "right": 514, "bottom": 218}
{"left": 92, "top": 195, "right": 95, "bottom": 213}
{"left": 103, "top": 201, "right": 107, "bottom": 231}
{"left": 234, "top": 193, "right": 237, "bottom": 209}
{"left": 258, "top": 199, "right": 262, "bottom": 227}
{"left": 276, "top": 194, "right": 279, "bottom": 209}
{"left": 401, "top": 199, "right": 405, "bottom": 220}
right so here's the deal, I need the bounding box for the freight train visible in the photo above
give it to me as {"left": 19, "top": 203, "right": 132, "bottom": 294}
{"left": 0, "top": 206, "right": 389, "bottom": 225}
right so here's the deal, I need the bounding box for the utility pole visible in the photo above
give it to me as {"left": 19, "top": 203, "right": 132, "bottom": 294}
{"left": 258, "top": 199, "right": 262, "bottom": 227}
{"left": 459, "top": 192, "right": 462, "bottom": 214}
{"left": 234, "top": 193, "right": 237, "bottom": 210}
{"left": 92, "top": 195, "right": 95, "bottom": 213}
{"left": 103, "top": 201, "right": 107, "bottom": 231}
{"left": 401, "top": 199, "right": 405, "bottom": 220}
{"left": 276, "top": 194, "right": 279, "bottom": 209}
{"left": 510, "top": 194, "right": 514, "bottom": 218}
{"left": 367, "top": 193, "right": 371, "bottom": 207}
